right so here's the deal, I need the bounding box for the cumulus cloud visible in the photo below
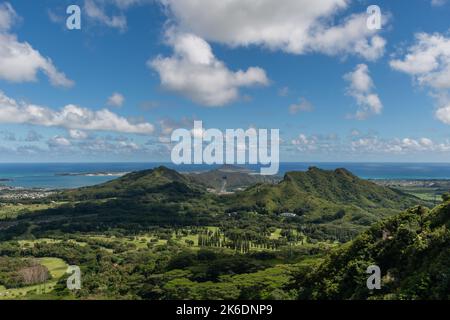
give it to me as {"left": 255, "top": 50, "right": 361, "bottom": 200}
{"left": 44, "top": 134, "right": 146, "bottom": 158}
{"left": 292, "top": 131, "right": 450, "bottom": 155}
{"left": 435, "top": 104, "right": 450, "bottom": 124}
{"left": 48, "top": 135, "right": 71, "bottom": 148}
{"left": 84, "top": 0, "right": 127, "bottom": 31}
{"left": 159, "top": 117, "right": 194, "bottom": 135}
{"left": 0, "top": 135, "right": 160, "bottom": 160}
{"left": 107, "top": 92, "right": 125, "bottom": 107}
{"left": 149, "top": 32, "right": 269, "bottom": 106}
{"left": 351, "top": 136, "right": 450, "bottom": 153}
{"left": 159, "top": 0, "right": 387, "bottom": 60}
{"left": 0, "top": 3, "right": 73, "bottom": 87}
{"left": 289, "top": 98, "right": 314, "bottom": 114}
{"left": 82, "top": 0, "right": 152, "bottom": 31}
{"left": 344, "top": 64, "right": 383, "bottom": 120}
{"left": 68, "top": 129, "right": 89, "bottom": 140}
{"left": 292, "top": 133, "right": 339, "bottom": 152}
{"left": 111, "top": 0, "right": 150, "bottom": 9}
{"left": 292, "top": 134, "right": 318, "bottom": 151}
{"left": 391, "top": 32, "right": 450, "bottom": 124}
{"left": 0, "top": 91, "right": 154, "bottom": 134}
{"left": 390, "top": 33, "right": 450, "bottom": 90}
{"left": 76, "top": 138, "right": 141, "bottom": 153}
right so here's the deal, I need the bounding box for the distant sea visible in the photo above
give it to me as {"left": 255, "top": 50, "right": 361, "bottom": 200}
{"left": 1, "top": 162, "right": 450, "bottom": 189}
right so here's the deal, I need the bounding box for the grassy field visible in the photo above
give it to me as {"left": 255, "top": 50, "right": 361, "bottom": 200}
{"left": 0, "top": 257, "right": 68, "bottom": 300}
{"left": 86, "top": 227, "right": 308, "bottom": 252}
{"left": 0, "top": 203, "right": 54, "bottom": 219}
{"left": 19, "top": 238, "right": 88, "bottom": 248}
{"left": 396, "top": 187, "right": 441, "bottom": 202}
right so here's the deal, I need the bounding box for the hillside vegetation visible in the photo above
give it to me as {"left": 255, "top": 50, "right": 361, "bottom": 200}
{"left": 293, "top": 199, "right": 450, "bottom": 299}
{"left": 224, "top": 167, "right": 424, "bottom": 230}
{"left": 62, "top": 166, "right": 204, "bottom": 200}
{"left": 0, "top": 166, "right": 427, "bottom": 242}
{"left": 0, "top": 166, "right": 442, "bottom": 300}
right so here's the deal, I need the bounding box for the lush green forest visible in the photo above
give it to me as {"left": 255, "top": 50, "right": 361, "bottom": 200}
{"left": 0, "top": 166, "right": 445, "bottom": 300}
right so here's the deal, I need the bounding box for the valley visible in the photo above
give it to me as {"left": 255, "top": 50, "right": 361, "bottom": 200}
{"left": 0, "top": 165, "right": 446, "bottom": 300}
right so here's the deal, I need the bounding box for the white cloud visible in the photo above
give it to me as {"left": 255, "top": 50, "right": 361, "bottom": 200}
{"left": 291, "top": 133, "right": 339, "bottom": 152}
{"left": 292, "top": 134, "right": 318, "bottom": 151}
{"left": 289, "top": 98, "right": 314, "bottom": 114}
{"left": 48, "top": 136, "right": 71, "bottom": 148}
{"left": 47, "top": 9, "right": 64, "bottom": 24}
{"left": 107, "top": 92, "right": 125, "bottom": 107}
{"left": 112, "top": 0, "right": 149, "bottom": 9}
{"left": 76, "top": 137, "right": 143, "bottom": 154}
{"left": 159, "top": 117, "right": 194, "bottom": 135}
{"left": 82, "top": 0, "right": 152, "bottom": 31}
{"left": 0, "top": 2, "right": 17, "bottom": 31}
{"left": 0, "top": 91, "right": 154, "bottom": 134}
{"left": 159, "top": 0, "right": 387, "bottom": 60}
{"left": 0, "top": 3, "right": 73, "bottom": 87}
{"left": 292, "top": 132, "right": 450, "bottom": 154}
{"left": 46, "top": 134, "right": 145, "bottom": 156}
{"left": 157, "top": 117, "right": 195, "bottom": 144}
{"left": 149, "top": 32, "right": 269, "bottom": 106}
{"left": 351, "top": 136, "right": 450, "bottom": 153}
{"left": 390, "top": 32, "right": 450, "bottom": 124}
{"left": 84, "top": 0, "right": 127, "bottom": 31}
{"left": 344, "top": 64, "right": 383, "bottom": 120}
{"left": 390, "top": 33, "right": 450, "bottom": 90}
{"left": 69, "top": 129, "right": 89, "bottom": 140}
{"left": 435, "top": 104, "right": 450, "bottom": 124}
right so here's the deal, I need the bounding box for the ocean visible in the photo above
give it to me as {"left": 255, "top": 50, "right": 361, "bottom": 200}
{"left": 1, "top": 162, "right": 450, "bottom": 189}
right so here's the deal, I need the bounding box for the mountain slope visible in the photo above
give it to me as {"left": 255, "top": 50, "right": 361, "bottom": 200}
{"left": 224, "top": 167, "right": 425, "bottom": 226}
{"left": 293, "top": 199, "right": 450, "bottom": 299}
{"left": 187, "top": 165, "right": 278, "bottom": 192}
{"left": 61, "top": 166, "right": 205, "bottom": 200}
{"left": 282, "top": 167, "right": 419, "bottom": 208}
{"left": 1, "top": 166, "right": 428, "bottom": 241}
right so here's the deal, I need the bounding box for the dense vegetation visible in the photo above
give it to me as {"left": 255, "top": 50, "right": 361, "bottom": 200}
{"left": 0, "top": 166, "right": 424, "bottom": 240}
{"left": 0, "top": 257, "right": 50, "bottom": 289}
{"left": 0, "top": 166, "right": 441, "bottom": 300}
{"left": 292, "top": 197, "right": 450, "bottom": 299}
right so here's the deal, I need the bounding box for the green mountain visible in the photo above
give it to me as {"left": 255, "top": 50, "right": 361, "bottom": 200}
{"left": 0, "top": 166, "right": 427, "bottom": 242}
{"left": 224, "top": 167, "right": 425, "bottom": 227}
{"left": 62, "top": 166, "right": 204, "bottom": 200}
{"left": 0, "top": 167, "right": 222, "bottom": 239}
{"left": 293, "top": 198, "right": 450, "bottom": 299}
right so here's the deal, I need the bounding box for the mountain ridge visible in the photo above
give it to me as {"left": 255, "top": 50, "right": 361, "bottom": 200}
{"left": 1, "top": 166, "right": 428, "bottom": 241}
{"left": 224, "top": 166, "right": 425, "bottom": 226}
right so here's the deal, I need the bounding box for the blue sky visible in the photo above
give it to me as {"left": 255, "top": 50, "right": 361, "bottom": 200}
{"left": 1, "top": 0, "right": 450, "bottom": 162}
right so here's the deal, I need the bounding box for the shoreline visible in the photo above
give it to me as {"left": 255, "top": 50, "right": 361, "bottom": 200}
{"left": 55, "top": 172, "right": 129, "bottom": 177}
{"left": 2, "top": 164, "right": 450, "bottom": 190}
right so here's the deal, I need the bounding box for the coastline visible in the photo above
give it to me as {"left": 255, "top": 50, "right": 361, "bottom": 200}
{"left": 1, "top": 162, "right": 450, "bottom": 189}
{"left": 55, "top": 172, "right": 129, "bottom": 177}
